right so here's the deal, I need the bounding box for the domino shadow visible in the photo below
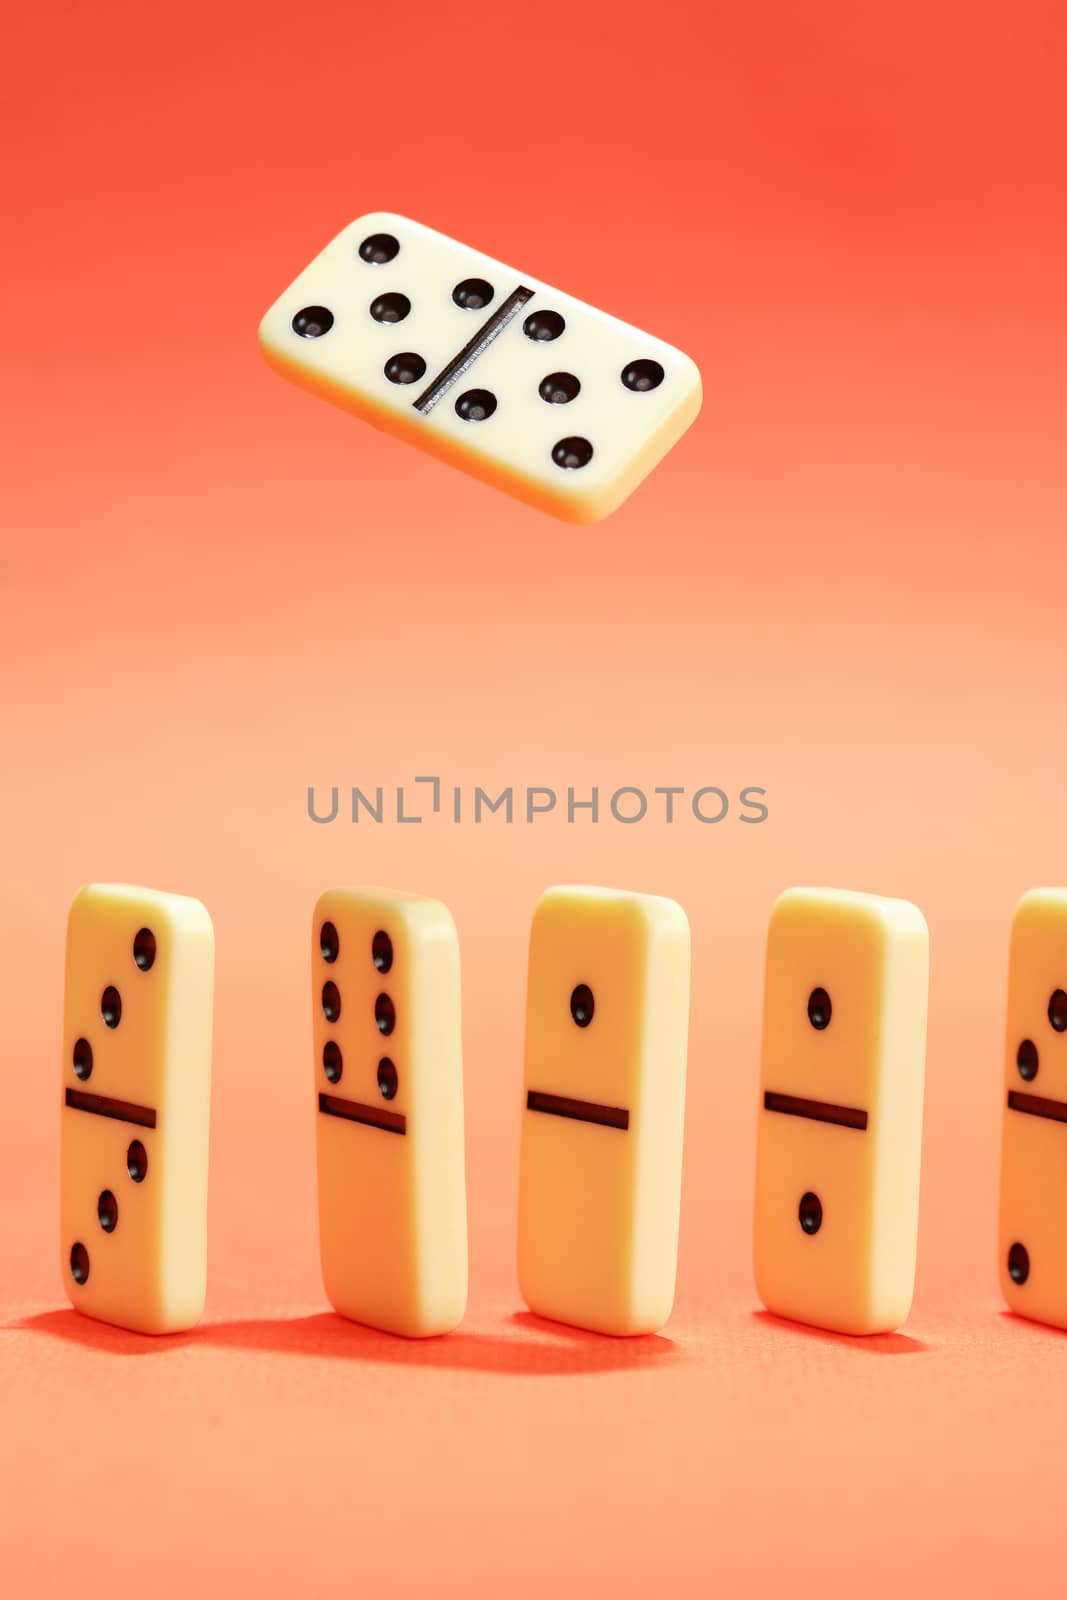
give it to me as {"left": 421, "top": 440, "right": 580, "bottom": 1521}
{"left": 200, "top": 1309, "right": 678, "bottom": 1375}
{"left": 12, "top": 1309, "right": 198, "bottom": 1356}
{"left": 998, "top": 1308, "right": 1067, "bottom": 1340}
{"left": 751, "top": 1309, "right": 931, "bottom": 1355}
{"left": 14, "top": 1307, "right": 680, "bottom": 1376}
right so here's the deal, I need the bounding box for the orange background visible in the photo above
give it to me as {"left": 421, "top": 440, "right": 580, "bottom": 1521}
{"left": 2, "top": 0, "right": 1066, "bottom": 1592}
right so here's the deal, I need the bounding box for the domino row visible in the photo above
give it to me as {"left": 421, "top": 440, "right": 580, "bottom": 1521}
{"left": 60, "top": 882, "right": 1064, "bottom": 1338}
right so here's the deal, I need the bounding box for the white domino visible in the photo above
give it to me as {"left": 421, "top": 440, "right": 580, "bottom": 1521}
{"left": 259, "top": 212, "right": 702, "bottom": 522}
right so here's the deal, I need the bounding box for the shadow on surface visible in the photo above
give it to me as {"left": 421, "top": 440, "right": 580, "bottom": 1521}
{"left": 999, "top": 1308, "right": 1067, "bottom": 1339}
{"left": 752, "top": 1308, "right": 931, "bottom": 1354}
{"left": 12, "top": 1306, "right": 679, "bottom": 1376}
{"left": 11, "top": 1308, "right": 198, "bottom": 1355}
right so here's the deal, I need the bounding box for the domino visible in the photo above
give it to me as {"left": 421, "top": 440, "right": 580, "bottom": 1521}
{"left": 258, "top": 212, "right": 701, "bottom": 523}
{"left": 753, "top": 888, "right": 929, "bottom": 1335}
{"left": 60, "top": 884, "right": 214, "bottom": 1334}
{"left": 517, "top": 885, "right": 690, "bottom": 1335}
{"left": 312, "top": 889, "right": 467, "bottom": 1336}
{"left": 998, "top": 889, "right": 1067, "bottom": 1327}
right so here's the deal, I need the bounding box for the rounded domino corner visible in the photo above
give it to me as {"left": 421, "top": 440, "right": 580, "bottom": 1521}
{"left": 70, "top": 883, "right": 213, "bottom": 939}
{"left": 409, "top": 1279, "right": 468, "bottom": 1339}
{"left": 769, "top": 886, "right": 927, "bottom": 942}
{"left": 517, "top": 1275, "right": 674, "bottom": 1339}
{"left": 530, "top": 883, "right": 689, "bottom": 950}
{"left": 322, "top": 1275, "right": 467, "bottom": 1340}
{"left": 634, "top": 890, "right": 690, "bottom": 940}
{"left": 256, "top": 305, "right": 281, "bottom": 358}
{"left": 536, "top": 367, "right": 702, "bottom": 526}
{"left": 1012, "top": 886, "right": 1067, "bottom": 927}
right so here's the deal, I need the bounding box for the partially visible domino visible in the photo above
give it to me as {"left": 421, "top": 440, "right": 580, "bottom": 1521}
{"left": 999, "top": 889, "right": 1067, "bottom": 1327}
{"left": 259, "top": 213, "right": 701, "bottom": 522}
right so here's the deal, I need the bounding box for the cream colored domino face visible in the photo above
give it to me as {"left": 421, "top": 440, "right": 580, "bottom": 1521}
{"left": 753, "top": 888, "right": 929, "bottom": 1336}
{"left": 60, "top": 884, "right": 214, "bottom": 1334}
{"left": 259, "top": 212, "right": 701, "bottom": 523}
{"left": 998, "top": 889, "right": 1067, "bottom": 1327}
{"left": 517, "top": 886, "right": 690, "bottom": 1336}
{"left": 313, "top": 889, "right": 467, "bottom": 1337}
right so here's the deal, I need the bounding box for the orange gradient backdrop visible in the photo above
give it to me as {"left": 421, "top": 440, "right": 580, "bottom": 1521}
{"left": 2, "top": 0, "right": 1066, "bottom": 1593}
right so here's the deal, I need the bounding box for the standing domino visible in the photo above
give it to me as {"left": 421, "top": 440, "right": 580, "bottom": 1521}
{"left": 60, "top": 884, "right": 214, "bottom": 1334}
{"left": 999, "top": 889, "right": 1067, "bottom": 1327}
{"left": 518, "top": 886, "right": 690, "bottom": 1336}
{"left": 259, "top": 212, "right": 701, "bottom": 523}
{"left": 753, "top": 888, "right": 929, "bottom": 1336}
{"left": 312, "top": 889, "right": 467, "bottom": 1337}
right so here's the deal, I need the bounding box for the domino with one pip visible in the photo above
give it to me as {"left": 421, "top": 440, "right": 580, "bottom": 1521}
{"left": 60, "top": 884, "right": 214, "bottom": 1334}
{"left": 313, "top": 889, "right": 468, "bottom": 1337}
{"left": 517, "top": 885, "right": 690, "bottom": 1336}
{"left": 259, "top": 212, "right": 701, "bottom": 523}
{"left": 753, "top": 887, "right": 929, "bottom": 1336}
